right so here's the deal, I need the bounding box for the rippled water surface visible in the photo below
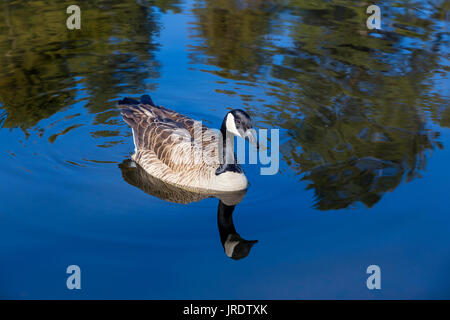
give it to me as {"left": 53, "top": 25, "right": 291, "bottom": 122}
{"left": 0, "top": 0, "right": 449, "bottom": 299}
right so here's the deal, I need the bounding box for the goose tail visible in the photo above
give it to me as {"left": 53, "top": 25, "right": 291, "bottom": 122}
{"left": 118, "top": 94, "right": 155, "bottom": 107}
{"left": 117, "top": 94, "right": 157, "bottom": 127}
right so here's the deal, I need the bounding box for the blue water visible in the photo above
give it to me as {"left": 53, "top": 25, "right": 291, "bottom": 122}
{"left": 0, "top": 0, "right": 449, "bottom": 299}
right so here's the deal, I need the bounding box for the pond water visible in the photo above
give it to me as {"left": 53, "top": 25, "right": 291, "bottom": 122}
{"left": 0, "top": 0, "right": 449, "bottom": 299}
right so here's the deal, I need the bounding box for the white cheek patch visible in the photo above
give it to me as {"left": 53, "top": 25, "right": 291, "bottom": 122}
{"left": 226, "top": 113, "right": 242, "bottom": 137}
{"left": 132, "top": 128, "right": 137, "bottom": 153}
{"left": 224, "top": 234, "right": 239, "bottom": 258}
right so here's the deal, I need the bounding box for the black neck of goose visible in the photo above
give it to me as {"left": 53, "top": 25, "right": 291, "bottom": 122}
{"left": 217, "top": 201, "right": 237, "bottom": 246}
{"left": 216, "top": 119, "right": 241, "bottom": 175}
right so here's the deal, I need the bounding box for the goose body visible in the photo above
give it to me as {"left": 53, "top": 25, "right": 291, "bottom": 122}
{"left": 118, "top": 95, "right": 257, "bottom": 192}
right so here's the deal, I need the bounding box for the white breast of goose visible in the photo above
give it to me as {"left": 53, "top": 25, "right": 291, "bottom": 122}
{"left": 210, "top": 171, "right": 248, "bottom": 192}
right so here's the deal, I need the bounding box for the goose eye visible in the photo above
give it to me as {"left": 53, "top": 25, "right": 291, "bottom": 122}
{"left": 235, "top": 119, "right": 241, "bottom": 125}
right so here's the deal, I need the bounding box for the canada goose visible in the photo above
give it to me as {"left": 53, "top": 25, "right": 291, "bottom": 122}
{"left": 119, "top": 159, "right": 258, "bottom": 260}
{"left": 118, "top": 95, "right": 258, "bottom": 192}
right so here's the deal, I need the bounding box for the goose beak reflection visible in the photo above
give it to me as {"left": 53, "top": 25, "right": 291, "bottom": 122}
{"left": 119, "top": 160, "right": 258, "bottom": 260}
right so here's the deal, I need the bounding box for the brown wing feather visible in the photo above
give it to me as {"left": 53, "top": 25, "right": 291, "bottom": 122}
{"left": 118, "top": 103, "right": 220, "bottom": 176}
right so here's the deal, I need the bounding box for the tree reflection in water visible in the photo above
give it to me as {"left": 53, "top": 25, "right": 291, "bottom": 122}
{"left": 0, "top": 0, "right": 447, "bottom": 210}
{"left": 189, "top": 0, "right": 448, "bottom": 209}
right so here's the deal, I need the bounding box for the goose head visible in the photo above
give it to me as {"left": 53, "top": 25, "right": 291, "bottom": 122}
{"left": 222, "top": 109, "right": 258, "bottom": 148}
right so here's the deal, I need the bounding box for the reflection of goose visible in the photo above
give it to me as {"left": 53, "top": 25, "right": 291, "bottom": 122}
{"left": 217, "top": 201, "right": 258, "bottom": 260}
{"left": 119, "top": 160, "right": 257, "bottom": 260}
{"left": 118, "top": 95, "right": 258, "bottom": 192}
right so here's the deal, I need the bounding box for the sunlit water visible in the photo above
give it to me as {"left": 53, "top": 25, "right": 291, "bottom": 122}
{"left": 0, "top": 0, "right": 449, "bottom": 299}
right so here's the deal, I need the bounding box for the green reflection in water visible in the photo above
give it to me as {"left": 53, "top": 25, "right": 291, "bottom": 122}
{"left": 0, "top": 0, "right": 448, "bottom": 210}
{"left": 0, "top": 0, "right": 173, "bottom": 131}
{"left": 189, "top": 0, "right": 449, "bottom": 209}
